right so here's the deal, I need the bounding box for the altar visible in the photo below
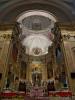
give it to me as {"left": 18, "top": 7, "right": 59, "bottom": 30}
{"left": 30, "top": 86, "right": 44, "bottom": 97}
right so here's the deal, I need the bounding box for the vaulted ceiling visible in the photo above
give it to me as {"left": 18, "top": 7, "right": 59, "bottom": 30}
{"left": 0, "top": 0, "right": 74, "bottom": 24}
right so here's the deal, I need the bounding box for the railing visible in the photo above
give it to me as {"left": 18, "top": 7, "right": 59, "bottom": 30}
{"left": 0, "top": 91, "right": 26, "bottom": 99}
{"left": 48, "top": 91, "right": 72, "bottom": 100}
{"left": 0, "top": 90, "right": 73, "bottom": 100}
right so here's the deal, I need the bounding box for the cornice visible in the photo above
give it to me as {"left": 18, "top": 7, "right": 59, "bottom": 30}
{"left": 0, "top": 24, "right": 15, "bottom": 30}
{"left": 58, "top": 22, "right": 75, "bottom": 31}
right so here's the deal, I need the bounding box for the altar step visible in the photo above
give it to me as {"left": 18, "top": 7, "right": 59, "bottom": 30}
{"left": 24, "top": 96, "right": 72, "bottom": 100}
{"left": 25, "top": 96, "right": 49, "bottom": 100}
{"left": 1, "top": 96, "right": 72, "bottom": 100}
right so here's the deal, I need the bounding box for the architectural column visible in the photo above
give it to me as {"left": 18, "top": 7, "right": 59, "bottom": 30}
{"left": 61, "top": 29, "right": 75, "bottom": 94}
{"left": 26, "top": 62, "right": 31, "bottom": 81}
{"left": 42, "top": 63, "right": 47, "bottom": 81}
{"left": 0, "top": 28, "right": 13, "bottom": 90}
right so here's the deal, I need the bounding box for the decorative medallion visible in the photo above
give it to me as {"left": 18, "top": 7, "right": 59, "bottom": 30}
{"left": 32, "top": 48, "right": 42, "bottom": 55}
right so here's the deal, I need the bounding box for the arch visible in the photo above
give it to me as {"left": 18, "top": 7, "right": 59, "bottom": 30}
{"left": 0, "top": 1, "right": 72, "bottom": 23}
{"left": 17, "top": 10, "right": 57, "bottom": 23}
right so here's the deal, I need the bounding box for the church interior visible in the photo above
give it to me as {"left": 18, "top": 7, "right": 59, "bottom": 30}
{"left": 0, "top": 0, "right": 75, "bottom": 99}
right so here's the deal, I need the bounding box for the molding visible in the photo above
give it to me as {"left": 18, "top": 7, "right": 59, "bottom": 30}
{"left": 0, "top": 24, "right": 14, "bottom": 30}
{"left": 58, "top": 22, "right": 75, "bottom": 30}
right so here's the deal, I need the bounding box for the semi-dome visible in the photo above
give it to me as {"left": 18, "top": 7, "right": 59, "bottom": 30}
{"left": 22, "top": 34, "right": 52, "bottom": 56}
